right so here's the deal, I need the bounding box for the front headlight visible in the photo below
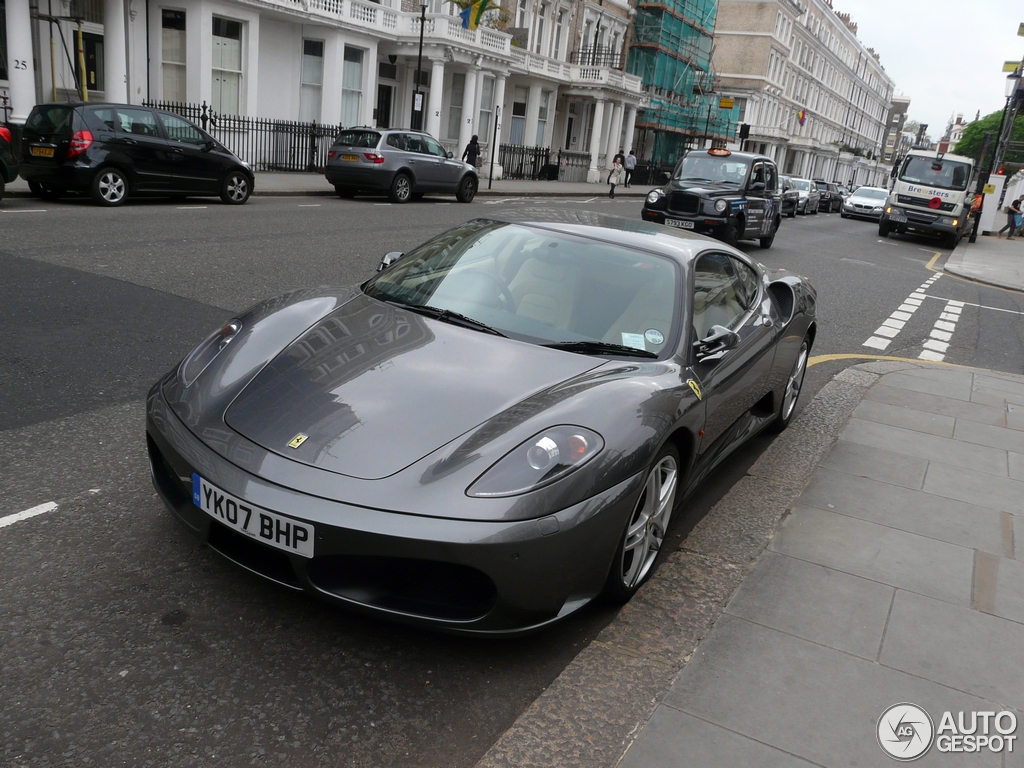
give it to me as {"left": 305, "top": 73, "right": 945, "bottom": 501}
{"left": 886, "top": 206, "right": 903, "bottom": 216}
{"left": 646, "top": 189, "right": 664, "bottom": 204}
{"left": 467, "top": 426, "right": 604, "bottom": 498}
{"left": 714, "top": 199, "right": 728, "bottom": 213}
{"left": 179, "top": 320, "right": 242, "bottom": 387}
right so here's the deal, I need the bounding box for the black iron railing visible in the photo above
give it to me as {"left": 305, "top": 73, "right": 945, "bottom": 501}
{"left": 569, "top": 47, "right": 622, "bottom": 68}
{"left": 630, "top": 163, "right": 675, "bottom": 186}
{"left": 499, "top": 144, "right": 551, "bottom": 180}
{"left": 557, "top": 150, "right": 591, "bottom": 183}
{"left": 144, "top": 100, "right": 340, "bottom": 172}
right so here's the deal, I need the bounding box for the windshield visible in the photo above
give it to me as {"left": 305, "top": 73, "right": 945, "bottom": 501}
{"left": 791, "top": 179, "right": 811, "bottom": 191}
{"left": 334, "top": 130, "right": 381, "bottom": 148}
{"left": 673, "top": 154, "right": 750, "bottom": 185}
{"left": 899, "top": 156, "right": 971, "bottom": 191}
{"left": 25, "top": 105, "right": 74, "bottom": 135}
{"left": 854, "top": 188, "right": 888, "bottom": 200}
{"left": 365, "top": 221, "right": 679, "bottom": 355}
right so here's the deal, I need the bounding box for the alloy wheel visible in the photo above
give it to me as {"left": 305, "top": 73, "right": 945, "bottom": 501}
{"left": 781, "top": 343, "right": 809, "bottom": 421}
{"left": 619, "top": 454, "right": 678, "bottom": 589}
{"left": 98, "top": 171, "right": 126, "bottom": 203}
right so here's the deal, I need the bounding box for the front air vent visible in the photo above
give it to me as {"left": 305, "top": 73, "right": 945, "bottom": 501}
{"left": 768, "top": 282, "right": 795, "bottom": 324}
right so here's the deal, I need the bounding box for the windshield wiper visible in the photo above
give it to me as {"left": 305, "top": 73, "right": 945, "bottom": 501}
{"left": 542, "top": 341, "right": 658, "bottom": 358}
{"left": 386, "top": 300, "right": 507, "bottom": 337}
{"left": 678, "top": 176, "right": 716, "bottom": 183}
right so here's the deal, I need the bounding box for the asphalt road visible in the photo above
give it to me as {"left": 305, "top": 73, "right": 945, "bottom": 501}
{"left": 2, "top": 192, "right": 1023, "bottom": 767}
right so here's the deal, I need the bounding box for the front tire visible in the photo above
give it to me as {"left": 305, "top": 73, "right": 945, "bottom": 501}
{"left": 722, "top": 219, "right": 740, "bottom": 247}
{"left": 456, "top": 175, "right": 477, "bottom": 203}
{"left": 878, "top": 220, "right": 889, "bottom": 238}
{"left": 942, "top": 231, "right": 958, "bottom": 250}
{"left": 335, "top": 186, "right": 357, "bottom": 199}
{"left": 220, "top": 171, "right": 251, "bottom": 204}
{"left": 388, "top": 172, "right": 412, "bottom": 203}
{"left": 604, "top": 444, "right": 681, "bottom": 602}
{"left": 759, "top": 219, "right": 778, "bottom": 249}
{"left": 91, "top": 167, "right": 129, "bottom": 206}
{"left": 767, "top": 337, "right": 809, "bottom": 434}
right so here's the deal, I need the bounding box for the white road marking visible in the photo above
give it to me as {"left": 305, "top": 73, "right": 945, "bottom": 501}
{"left": 862, "top": 274, "right": 944, "bottom": 352}
{"left": 863, "top": 336, "right": 892, "bottom": 350}
{"left": 1, "top": 209, "right": 48, "bottom": 213}
{"left": 374, "top": 203, "right": 392, "bottom": 206}
{"left": 918, "top": 298, "right": 965, "bottom": 361}
{"left": 482, "top": 198, "right": 515, "bottom": 205}
{"left": 923, "top": 339, "right": 950, "bottom": 353}
{"left": 0, "top": 502, "right": 58, "bottom": 529}
{"left": 177, "top": 206, "right": 208, "bottom": 210}
{"left": 297, "top": 204, "right": 321, "bottom": 207}
{"left": 923, "top": 296, "right": 1022, "bottom": 315}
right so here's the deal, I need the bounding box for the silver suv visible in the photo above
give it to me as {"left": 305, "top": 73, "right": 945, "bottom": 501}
{"left": 325, "top": 128, "right": 478, "bottom": 203}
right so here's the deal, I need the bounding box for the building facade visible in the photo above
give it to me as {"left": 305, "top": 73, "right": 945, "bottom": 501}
{"left": 1, "top": 0, "right": 647, "bottom": 180}
{"left": 881, "top": 94, "right": 910, "bottom": 164}
{"left": 714, "top": 0, "right": 895, "bottom": 187}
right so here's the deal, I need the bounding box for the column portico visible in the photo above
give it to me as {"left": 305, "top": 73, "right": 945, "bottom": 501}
{"left": 587, "top": 99, "right": 606, "bottom": 183}
{"left": 104, "top": 0, "right": 128, "bottom": 102}
{"left": 458, "top": 66, "right": 479, "bottom": 156}
{"left": 425, "top": 59, "right": 445, "bottom": 138}
{"left": 523, "top": 84, "right": 542, "bottom": 146}
{"left": 5, "top": 0, "right": 36, "bottom": 122}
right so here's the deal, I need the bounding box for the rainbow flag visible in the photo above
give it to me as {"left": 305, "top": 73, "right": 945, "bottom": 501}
{"left": 797, "top": 109, "right": 807, "bottom": 126}
{"left": 460, "top": 0, "right": 490, "bottom": 30}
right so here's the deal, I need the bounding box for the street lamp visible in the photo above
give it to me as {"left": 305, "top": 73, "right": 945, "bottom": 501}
{"left": 991, "top": 67, "right": 1023, "bottom": 176}
{"left": 412, "top": 2, "right": 427, "bottom": 130}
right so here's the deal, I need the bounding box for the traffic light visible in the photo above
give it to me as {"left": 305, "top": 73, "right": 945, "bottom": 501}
{"left": 739, "top": 123, "right": 750, "bottom": 139}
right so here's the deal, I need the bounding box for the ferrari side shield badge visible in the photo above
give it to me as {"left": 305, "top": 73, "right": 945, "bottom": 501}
{"left": 288, "top": 433, "right": 309, "bottom": 449}
{"left": 688, "top": 379, "right": 703, "bottom": 400}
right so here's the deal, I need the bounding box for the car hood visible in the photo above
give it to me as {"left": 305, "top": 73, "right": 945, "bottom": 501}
{"left": 665, "top": 180, "right": 743, "bottom": 198}
{"left": 224, "top": 294, "right": 601, "bottom": 480}
{"left": 849, "top": 195, "right": 886, "bottom": 205}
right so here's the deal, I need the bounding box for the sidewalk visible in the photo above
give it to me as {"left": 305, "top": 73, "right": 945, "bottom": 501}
{"left": 1, "top": 171, "right": 653, "bottom": 199}
{"left": 946, "top": 232, "right": 1024, "bottom": 292}
{"left": 477, "top": 362, "right": 1024, "bottom": 768}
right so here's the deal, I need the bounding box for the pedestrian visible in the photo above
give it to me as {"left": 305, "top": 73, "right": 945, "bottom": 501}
{"left": 998, "top": 195, "right": 1022, "bottom": 240}
{"left": 462, "top": 135, "right": 481, "bottom": 168}
{"left": 624, "top": 149, "right": 637, "bottom": 188}
{"left": 612, "top": 149, "right": 626, "bottom": 167}
{"left": 608, "top": 159, "right": 624, "bottom": 198}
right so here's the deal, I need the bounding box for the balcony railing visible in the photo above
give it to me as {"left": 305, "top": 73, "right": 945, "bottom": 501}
{"left": 569, "top": 47, "right": 622, "bottom": 69}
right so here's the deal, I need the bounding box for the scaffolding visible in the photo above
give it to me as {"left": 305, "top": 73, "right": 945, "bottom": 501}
{"left": 626, "top": 0, "right": 736, "bottom": 165}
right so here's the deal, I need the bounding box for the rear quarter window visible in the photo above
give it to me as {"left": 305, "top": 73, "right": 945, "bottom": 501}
{"left": 25, "top": 106, "right": 75, "bottom": 136}
{"left": 334, "top": 130, "right": 381, "bottom": 148}
{"left": 83, "top": 107, "right": 118, "bottom": 133}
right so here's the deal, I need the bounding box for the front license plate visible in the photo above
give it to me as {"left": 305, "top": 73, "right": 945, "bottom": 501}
{"left": 890, "top": 215, "right": 907, "bottom": 223}
{"left": 31, "top": 146, "right": 55, "bottom": 157}
{"left": 665, "top": 218, "right": 695, "bottom": 230}
{"left": 192, "top": 474, "right": 314, "bottom": 558}
{"left": 342, "top": 154, "right": 360, "bottom": 161}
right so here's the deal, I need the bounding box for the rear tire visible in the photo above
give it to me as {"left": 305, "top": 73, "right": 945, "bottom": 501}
{"left": 456, "top": 175, "right": 477, "bottom": 203}
{"left": 220, "top": 171, "right": 251, "bottom": 204}
{"left": 878, "top": 220, "right": 889, "bottom": 238}
{"left": 759, "top": 219, "right": 778, "bottom": 249}
{"left": 787, "top": 207, "right": 796, "bottom": 219}
{"left": 603, "top": 443, "right": 681, "bottom": 602}
{"left": 388, "top": 172, "right": 412, "bottom": 203}
{"left": 767, "top": 337, "right": 809, "bottom": 434}
{"left": 90, "top": 167, "right": 129, "bottom": 206}
{"left": 335, "top": 186, "right": 357, "bottom": 199}
{"left": 811, "top": 204, "right": 818, "bottom": 215}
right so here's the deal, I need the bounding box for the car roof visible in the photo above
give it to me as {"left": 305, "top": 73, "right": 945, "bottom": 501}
{"left": 479, "top": 210, "right": 732, "bottom": 267}
{"left": 685, "top": 149, "right": 773, "bottom": 163}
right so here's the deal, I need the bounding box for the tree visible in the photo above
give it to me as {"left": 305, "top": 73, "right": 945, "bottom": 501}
{"left": 954, "top": 110, "right": 1024, "bottom": 168}
{"left": 904, "top": 119, "right": 920, "bottom": 136}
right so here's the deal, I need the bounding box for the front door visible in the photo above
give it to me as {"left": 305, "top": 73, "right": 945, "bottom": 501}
{"left": 113, "top": 108, "right": 174, "bottom": 191}
{"left": 157, "top": 112, "right": 223, "bottom": 192}
{"left": 376, "top": 84, "right": 393, "bottom": 129}
{"left": 423, "top": 135, "right": 462, "bottom": 189}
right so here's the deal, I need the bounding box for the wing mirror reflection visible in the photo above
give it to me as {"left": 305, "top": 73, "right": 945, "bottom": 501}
{"left": 377, "top": 251, "right": 404, "bottom": 272}
{"left": 659, "top": 171, "right": 672, "bottom": 184}
{"left": 693, "top": 325, "right": 740, "bottom": 362}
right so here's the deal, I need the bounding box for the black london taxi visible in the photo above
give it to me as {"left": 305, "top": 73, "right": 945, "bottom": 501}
{"left": 641, "top": 148, "right": 783, "bottom": 248}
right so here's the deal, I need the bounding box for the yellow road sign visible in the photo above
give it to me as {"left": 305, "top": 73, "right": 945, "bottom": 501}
{"left": 1004, "top": 61, "right": 1021, "bottom": 72}
{"left": 718, "top": 97, "right": 734, "bottom": 109}
{"left": 984, "top": 184, "right": 997, "bottom": 195}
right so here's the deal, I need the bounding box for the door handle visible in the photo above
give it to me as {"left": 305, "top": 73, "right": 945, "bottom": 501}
{"left": 121, "top": 138, "right": 138, "bottom": 145}
{"left": 172, "top": 148, "right": 184, "bottom": 154}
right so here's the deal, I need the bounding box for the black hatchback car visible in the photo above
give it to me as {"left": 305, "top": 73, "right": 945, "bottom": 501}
{"left": 642, "top": 148, "right": 783, "bottom": 248}
{"left": 19, "top": 103, "right": 254, "bottom": 206}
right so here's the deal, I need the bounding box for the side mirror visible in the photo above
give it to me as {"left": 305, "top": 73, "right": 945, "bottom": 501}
{"left": 750, "top": 181, "right": 765, "bottom": 191}
{"left": 659, "top": 171, "right": 671, "bottom": 184}
{"left": 202, "top": 140, "right": 215, "bottom": 152}
{"left": 447, "top": 151, "right": 454, "bottom": 159}
{"left": 693, "top": 325, "right": 740, "bottom": 362}
{"left": 377, "top": 251, "right": 404, "bottom": 272}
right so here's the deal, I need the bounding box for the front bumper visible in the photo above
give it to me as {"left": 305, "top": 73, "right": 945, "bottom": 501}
{"left": 882, "top": 209, "right": 960, "bottom": 236}
{"left": 842, "top": 204, "right": 883, "bottom": 220}
{"left": 146, "top": 383, "right": 642, "bottom": 635}
{"left": 641, "top": 207, "right": 728, "bottom": 236}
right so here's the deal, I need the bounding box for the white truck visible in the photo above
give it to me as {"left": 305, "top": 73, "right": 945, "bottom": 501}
{"left": 878, "top": 149, "right": 975, "bottom": 249}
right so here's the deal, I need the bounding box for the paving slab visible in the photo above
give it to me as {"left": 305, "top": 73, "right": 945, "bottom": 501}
{"left": 818, "top": 439, "right": 928, "bottom": 489}
{"left": 840, "top": 417, "right": 1009, "bottom": 477}
{"left": 970, "top": 385, "right": 1024, "bottom": 410}
{"left": 662, "top": 615, "right": 1002, "bottom": 768}
{"left": 923, "top": 461, "right": 1024, "bottom": 515}
{"left": 866, "top": 383, "right": 1008, "bottom": 425}
{"left": 617, "top": 707, "right": 819, "bottom": 768}
{"left": 974, "top": 373, "right": 1024, "bottom": 400}
{"left": 879, "top": 370, "right": 974, "bottom": 401}
{"left": 799, "top": 468, "right": 1010, "bottom": 556}
{"left": 769, "top": 505, "right": 974, "bottom": 607}
{"left": 954, "top": 418, "right": 1024, "bottom": 453}
{"left": 880, "top": 589, "right": 1024, "bottom": 710}
{"left": 723, "top": 551, "right": 893, "bottom": 660}
{"left": 853, "top": 399, "right": 955, "bottom": 437}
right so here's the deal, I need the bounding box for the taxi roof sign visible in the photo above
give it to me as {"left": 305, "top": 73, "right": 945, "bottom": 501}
{"left": 707, "top": 148, "right": 732, "bottom": 156}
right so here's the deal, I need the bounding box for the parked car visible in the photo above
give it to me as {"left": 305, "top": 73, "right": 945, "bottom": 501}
{"left": 325, "top": 128, "right": 478, "bottom": 203}
{"left": 0, "top": 124, "right": 18, "bottom": 201}
{"left": 790, "top": 178, "right": 820, "bottom": 215}
{"left": 814, "top": 181, "right": 843, "bottom": 212}
{"left": 19, "top": 103, "right": 254, "bottom": 206}
{"left": 641, "top": 148, "right": 783, "bottom": 248}
{"left": 779, "top": 175, "right": 799, "bottom": 218}
{"left": 146, "top": 212, "right": 816, "bottom": 635}
{"left": 841, "top": 186, "right": 889, "bottom": 221}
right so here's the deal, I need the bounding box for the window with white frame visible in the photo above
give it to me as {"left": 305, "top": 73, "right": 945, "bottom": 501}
{"left": 477, "top": 76, "right": 494, "bottom": 141}
{"left": 536, "top": 90, "right": 550, "bottom": 146}
{"left": 510, "top": 86, "right": 528, "bottom": 144}
{"left": 341, "top": 46, "right": 364, "bottom": 127}
{"left": 299, "top": 39, "right": 324, "bottom": 122}
{"left": 734, "top": 97, "right": 746, "bottom": 122}
{"left": 516, "top": 0, "right": 527, "bottom": 28}
{"left": 448, "top": 72, "right": 465, "bottom": 141}
{"left": 211, "top": 17, "right": 242, "bottom": 114}
{"left": 534, "top": 2, "right": 547, "bottom": 55}
{"left": 162, "top": 10, "right": 186, "bottom": 102}
{"left": 552, "top": 9, "right": 565, "bottom": 59}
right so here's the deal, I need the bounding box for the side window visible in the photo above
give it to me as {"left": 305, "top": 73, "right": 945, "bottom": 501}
{"left": 159, "top": 113, "right": 207, "bottom": 145}
{"left": 85, "top": 107, "right": 117, "bottom": 133}
{"left": 405, "top": 134, "right": 428, "bottom": 154}
{"left": 423, "top": 136, "right": 448, "bottom": 158}
{"left": 729, "top": 257, "right": 760, "bottom": 310}
{"left": 692, "top": 253, "right": 747, "bottom": 341}
{"left": 386, "top": 133, "right": 403, "bottom": 150}
{"left": 765, "top": 164, "right": 778, "bottom": 191}
{"left": 751, "top": 163, "right": 765, "bottom": 185}
{"left": 116, "top": 108, "right": 161, "bottom": 138}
